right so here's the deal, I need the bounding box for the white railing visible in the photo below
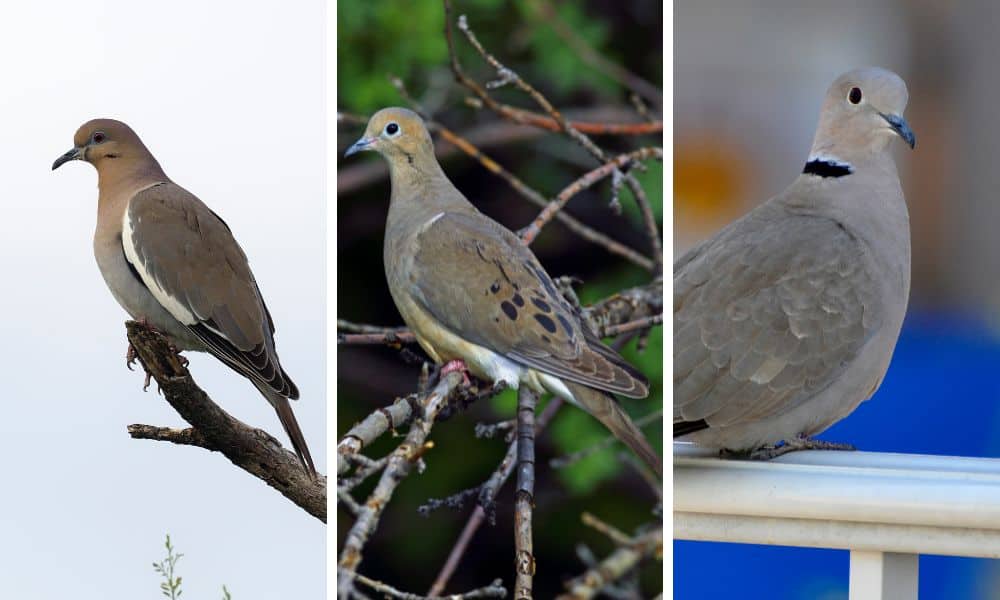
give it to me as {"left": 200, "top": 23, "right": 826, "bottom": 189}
{"left": 674, "top": 444, "right": 1000, "bottom": 599}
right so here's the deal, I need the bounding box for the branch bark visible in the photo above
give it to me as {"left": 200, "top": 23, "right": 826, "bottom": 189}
{"left": 337, "top": 372, "right": 464, "bottom": 598}
{"left": 124, "top": 321, "right": 327, "bottom": 522}
{"left": 513, "top": 386, "right": 538, "bottom": 599}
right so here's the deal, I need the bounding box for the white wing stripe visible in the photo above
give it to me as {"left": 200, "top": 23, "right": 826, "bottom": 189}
{"left": 121, "top": 204, "right": 198, "bottom": 325}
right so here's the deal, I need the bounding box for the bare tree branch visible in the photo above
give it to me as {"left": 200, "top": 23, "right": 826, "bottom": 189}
{"left": 557, "top": 527, "right": 662, "bottom": 599}
{"left": 427, "top": 398, "right": 564, "bottom": 596}
{"left": 355, "top": 573, "right": 506, "bottom": 599}
{"left": 124, "top": 321, "right": 327, "bottom": 522}
{"left": 337, "top": 373, "right": 464, "bottom": 598}
{"left": 514, "top": 386, "right": 538, "bottom": 599}
{"left": 520, "top": 147, "right": 663, "bottom": 245}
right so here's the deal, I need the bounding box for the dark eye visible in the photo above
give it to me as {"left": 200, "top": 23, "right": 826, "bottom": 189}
{"left": 93, "top": 132, "right": 106, "bottom": 143}
{"left": 385, "top": 122, "right": 399, "bottom": 136}
{"left": 848, "top": 87, "right": 862, "bottom": 104}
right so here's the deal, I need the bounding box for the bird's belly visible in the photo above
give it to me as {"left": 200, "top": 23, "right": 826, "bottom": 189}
{"left": 93, "top": 234, "right": 203, "bottom": 351}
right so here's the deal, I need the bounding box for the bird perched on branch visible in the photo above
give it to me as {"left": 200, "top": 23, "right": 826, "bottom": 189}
{"left": 53, "top": 119, "right": 316, "bottom": 476}
{"left": 345, "top": 107, "right": 661, "bottom": 478}
{"left": 674, "top": 67, "right": 915, "bottom": 457}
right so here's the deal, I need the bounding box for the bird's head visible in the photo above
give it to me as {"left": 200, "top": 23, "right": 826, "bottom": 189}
{"left": 344, "top": 107, "right": 436, "bottom": 168}
{"left": 809, "top": 67, "right": 915, "bottom": 162}
{"left": 52, "top": 118, "right": 151, "bottom": 171}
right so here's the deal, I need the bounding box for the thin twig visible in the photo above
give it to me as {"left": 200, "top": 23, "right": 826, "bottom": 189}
{"left": 356, "top": 574, "right": 506, "bottom": 599}
{"left": 447, "top": 6, "right": 663, "bottom": 270}
{"left": 427, "top": 399, "right": 563, "bottom": 597}
{"left": 556, "top": 528, "right": 662, "bottom": 599}
{"left": 581, "top": 512, "right": 634, "bottom": 547}
{"left": 465, "top": 99, "right": 661, "bottom": 135}
{"left": 601, "top": 314, "right": 663, "bottom": 338}
{"left": 338, "top": 331, "right": 418, "bottom": 345}
{"left": 338, "top": 373, "right": 464, "bottom": 597}
{"left": 520, "top": 148, "right": 663, "bottom": 244}
{"left": 388, "top": 78, "right": 655, "bottom": 271}
{"left": 337, "top": 393, "right": 421, "bottom": 475}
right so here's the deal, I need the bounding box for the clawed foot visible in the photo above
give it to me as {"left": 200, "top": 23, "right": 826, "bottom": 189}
{"left": 440, "top": 359, "right": 472, "bottom": 386}
{"left": 745, "top": 436, "right": 856, "bottom": 460}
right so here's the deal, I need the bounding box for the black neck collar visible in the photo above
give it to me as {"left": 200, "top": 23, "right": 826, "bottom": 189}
{"left": 802, "top": 158, "right": 853, "bottom": 178}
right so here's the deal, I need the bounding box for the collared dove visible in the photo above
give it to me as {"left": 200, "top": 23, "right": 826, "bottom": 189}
{"left": 53, "top": 119, "right": 316, "bottom": 476}
{"left": 345, "top": 107, "right": 661, "bottom": 477}
{"left": 674, "top": 67, "right": 915, "bottom": 456}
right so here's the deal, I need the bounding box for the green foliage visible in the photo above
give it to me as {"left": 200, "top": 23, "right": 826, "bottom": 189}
{"left": 152, "top": 534, "right": 233, "bottom": 600}
{"left": 337, "top": 0, "right": 638, "bottom": 114}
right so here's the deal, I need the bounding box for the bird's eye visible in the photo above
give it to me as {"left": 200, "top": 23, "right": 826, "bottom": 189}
{"left": 848, "top": 87, "right": 863, "bottom": 105}
{"left": 93, "top": 132, "right": 106, "bottom": 144}
{"left": 384, "top": 122, "right": 400, "bottom": 136}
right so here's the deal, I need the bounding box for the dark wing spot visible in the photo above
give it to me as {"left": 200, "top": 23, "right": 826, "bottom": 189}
{"left": 490, "top": 281, "right": 501, "bottom": 294}
{"left": 512, "top": 293, "right": 524, "bottom": 307}
{"left": 501, "top": 301, "right": 518, "bottom": 320}
{"left": 531, "top": 297, "right": 551, "bottom": 313}
{"left": 557, "top": 313, "right": 574, "bottom": 334}
{"left": 534, "top": 314, "right": 557, "bottom": 333}
{"left": 541, "top": 335, "right": 551, "bottom": 344}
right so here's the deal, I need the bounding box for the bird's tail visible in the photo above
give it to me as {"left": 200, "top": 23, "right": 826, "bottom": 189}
{"left": 565, "top": 382, "right": 662, "bottom": 479}
{"left": 260, "top": 386, "right": 316, "bottom": 478}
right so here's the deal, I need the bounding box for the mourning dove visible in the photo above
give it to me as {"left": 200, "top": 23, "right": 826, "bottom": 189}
{"left": 674, "top": 67, "right": 915, "bottom": 456}
{"left": 345, "top": 107, "right": 661, "bottom": 477}
{"left": 53, "top": 119, "right": 315, "bottom": 476}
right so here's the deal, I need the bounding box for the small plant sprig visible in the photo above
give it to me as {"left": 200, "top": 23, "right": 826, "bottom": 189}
{"left": 153, "top": 534, "right": 184, "bottom": 599}
{"left": 152, "top": 534, "right": 232, "bottom": 599}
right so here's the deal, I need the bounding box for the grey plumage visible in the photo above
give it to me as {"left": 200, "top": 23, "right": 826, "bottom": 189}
{"left": 674, "top": 67, "right": 914, "bottom": 451}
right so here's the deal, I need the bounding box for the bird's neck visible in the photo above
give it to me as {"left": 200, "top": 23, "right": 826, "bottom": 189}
{"left": 95, "top": 159, "right": 170, "bottom": 220}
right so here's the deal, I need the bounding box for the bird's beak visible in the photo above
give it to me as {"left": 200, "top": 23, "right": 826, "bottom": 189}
{"left": 52, "top": 146, "right": 84, "bottom": 170}
{"left": 344, "top": 136, "right": 375, "bottom": 157}
{"left": 881, "top": 113, "right": 916, "bottom": 149}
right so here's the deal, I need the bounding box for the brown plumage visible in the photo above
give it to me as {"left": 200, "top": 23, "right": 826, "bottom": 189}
{"left": 54, "top": 118, "right": 315, "bottom": 476}
{"left": 346, "top": 107, "right": 661, "bottom": 477}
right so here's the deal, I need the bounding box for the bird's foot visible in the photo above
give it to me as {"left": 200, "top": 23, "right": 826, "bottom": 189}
{"left": 748, "top": 436, "right": 856, "bottom": 460}
{"left": 440, "top": 359, "right": 472, "bottom": 386}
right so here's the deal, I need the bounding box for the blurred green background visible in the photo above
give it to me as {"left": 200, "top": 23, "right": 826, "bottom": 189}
{"left": 337, "top": 0, "right": 663, "bottom": 596}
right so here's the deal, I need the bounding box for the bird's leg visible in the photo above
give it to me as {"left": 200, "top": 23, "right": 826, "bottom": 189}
{"left": 440, "top": 359, "right": 472, "bottom": 386}
{"left": 748, "top": 435, "right": 856, "bottom": 460}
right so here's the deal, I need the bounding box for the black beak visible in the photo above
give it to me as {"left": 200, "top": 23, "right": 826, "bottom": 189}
{"left": 881, "top": 113, "right": 916, "bottom": 149}
{"left": 52, "top": 147, "right": 83, "bottom": 171}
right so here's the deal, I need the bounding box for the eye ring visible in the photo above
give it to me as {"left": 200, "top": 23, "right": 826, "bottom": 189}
{"left": 93, "top": 132, "right": 106, "bottom": 144}
{"left": 848, "top": 87, "right": 863, "bottom": 105}
{"left": 384, "top": 122, "right": 400, "bottom": 137}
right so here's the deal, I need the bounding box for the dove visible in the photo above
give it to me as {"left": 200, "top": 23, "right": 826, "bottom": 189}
{"left": 674, "top": 67, "right": 915, "bottom": 456}
{"left": 53, "top": 119, "right": 316, "bottom": 476}
{"left": 345, "top": 107, "right": 661, "bottom": 477}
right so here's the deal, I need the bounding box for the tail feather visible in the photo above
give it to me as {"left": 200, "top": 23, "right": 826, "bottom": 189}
{"left": 674, "top": 419, "right": 710, "bottom": 438}
{"left": 565, "top": 382, "right": 662, "bottom": 479}
{"left": 261, "top": 386, "right": 316, "bottom": 477}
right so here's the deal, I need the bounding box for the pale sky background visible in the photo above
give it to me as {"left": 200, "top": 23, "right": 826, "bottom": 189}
{"left": 0, "top": 2, "right": 325, "bottom": 598}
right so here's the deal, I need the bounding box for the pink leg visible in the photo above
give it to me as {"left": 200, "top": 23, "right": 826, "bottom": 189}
{"left": 440, "top": 359, "right": 472, "bottom": 386}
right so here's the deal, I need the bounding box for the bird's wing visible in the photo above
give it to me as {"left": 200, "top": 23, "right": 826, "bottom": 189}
{"left": 674, "top": 206, "right": 882, "bottom": 428}
{"left": 405, "top": 211, "right": 648, "bottom": 398}
{"left": 122, "top": 182, "right": 297, "bottom": 399}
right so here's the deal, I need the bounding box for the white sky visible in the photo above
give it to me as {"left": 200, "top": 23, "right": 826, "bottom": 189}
{"left": 0, "top": 2, "right": 325, "bottom": 598}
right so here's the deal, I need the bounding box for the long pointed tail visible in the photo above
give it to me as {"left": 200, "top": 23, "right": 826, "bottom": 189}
{"left": 565, "top": 382, "right": 662, "bottom": 479}
{"left": 261, "top": 386, "right": 316, "bottom": 477}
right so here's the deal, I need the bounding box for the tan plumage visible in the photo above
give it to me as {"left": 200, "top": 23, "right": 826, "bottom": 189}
{"left": 674, "top": 67, "right": 914, "bottom": 452}
{"left": 54, "top": 119, "right": 315, "bottom": 476}
{"left": 346, "top": 107, "right": 660, "bottom": 477}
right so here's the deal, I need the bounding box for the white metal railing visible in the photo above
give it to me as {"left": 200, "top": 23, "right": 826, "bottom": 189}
{"left": 674, "top": 444, "right": 1000, "bottom": 599}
